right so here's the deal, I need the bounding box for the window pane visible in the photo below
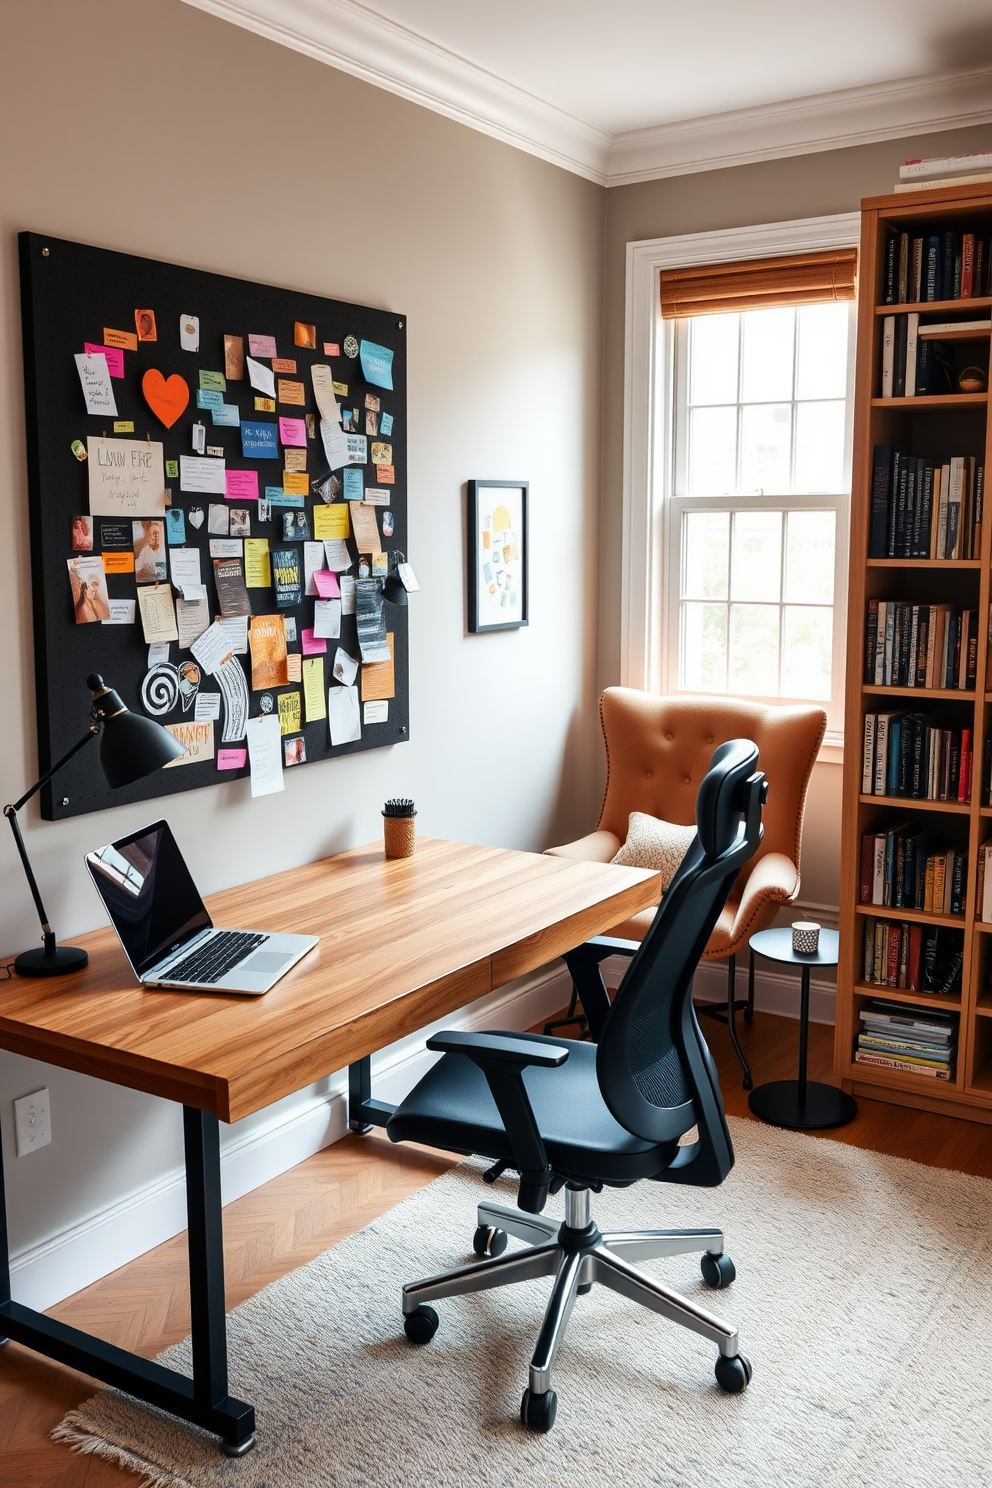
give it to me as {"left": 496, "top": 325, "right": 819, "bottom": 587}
{"left": 796, "top": 303, "right": 849, "bottom": 400}
{"left": 741, "top": 307, "right": 794, "bottom": 402}
{"left": 785, "top": 510, "right": 835, "bottom": 604}
{"left": 782, "top": 606, "right": 833, "bottom": 699}
{"left": 681, "top": 602, "right": 727, "bottom": 691}
{"left": 689, "top": 313, "right": 739, "bottom": 405}
{"left": 731, "top": 510, "right": 782, "bottom": 601}
{"left": 688, "top": 406, "right": 737, "bottom": 495}
{"left": 794, "top": 400, "right": 846, "bottom": 493}
{"left": 729, "top": 604, "right": 780, "bottom": 695}
{"left": 683, "top": 511, "right": 729, "bottom": 599}
{"left": 739, "top": 404, "right": 791, "bottom": 494}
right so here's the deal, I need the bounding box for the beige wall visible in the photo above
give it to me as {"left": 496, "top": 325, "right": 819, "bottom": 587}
{"left": 601, "top": 124, "right": 992, "bottom": 910}
{"left": 0, "top": 0, "right": 604, "bottom": 1264}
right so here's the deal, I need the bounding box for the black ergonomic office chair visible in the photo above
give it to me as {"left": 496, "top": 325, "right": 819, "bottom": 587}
{"left": 386, "top": 739, "right": 767, "bottom": 1433}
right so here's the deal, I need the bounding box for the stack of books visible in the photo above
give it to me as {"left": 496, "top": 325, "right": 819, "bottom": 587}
{"left": 892, "top": 151, "right": 992, "bottom": 197}
{"left": 855, "top": 999, "right": 958, "bottom": 1081}
{"left": 861, "top": 921, "right": 963, "bottom": 995}
{"left": 868, "top": 445, "right": 983, "bottom": 557}
{"left": 863, "top": 599, "right": 977, "bottom": 690}
{"left": 860, "top": 825, "right": 966, "bottom": 914}
{"left": 861, "top": 711, "right": 972, "bottom": 803}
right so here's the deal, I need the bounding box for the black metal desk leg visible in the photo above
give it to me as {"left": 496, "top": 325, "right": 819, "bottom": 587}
{"left": 797, "top": 967, "right": 810, "bottom": 1104}
{"left": 348, "top": 1058, "right": 396, "bottom": 1133}
{"left": 745, "top": 948, "right": 755, "bottom": 1022}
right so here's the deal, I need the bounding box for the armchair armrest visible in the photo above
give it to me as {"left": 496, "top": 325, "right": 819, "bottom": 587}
{"left": 426, "top": 1030, "right": 570, "bottom": 1212}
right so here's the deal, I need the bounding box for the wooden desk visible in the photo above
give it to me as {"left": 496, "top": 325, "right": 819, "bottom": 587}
{"left": 0, "top": 838, "right": 658, "bottom": 1454}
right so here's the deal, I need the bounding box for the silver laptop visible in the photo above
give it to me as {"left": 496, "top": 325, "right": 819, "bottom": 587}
{"left": 85, "top": 819, "right": 318, "bottom": 995}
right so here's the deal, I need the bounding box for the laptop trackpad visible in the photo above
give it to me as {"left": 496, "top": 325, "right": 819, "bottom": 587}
{"left": 242, "top": 951, "right": 294, "bottom": 976}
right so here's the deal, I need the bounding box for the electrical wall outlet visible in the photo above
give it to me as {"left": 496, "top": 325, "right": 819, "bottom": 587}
{"left": 14, "top": 1088, "right": 52, "bottom": 1156}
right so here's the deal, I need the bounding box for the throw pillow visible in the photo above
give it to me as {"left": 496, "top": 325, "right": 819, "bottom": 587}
{"left": 611, "top": 812, "right": 696, "bottom": 891}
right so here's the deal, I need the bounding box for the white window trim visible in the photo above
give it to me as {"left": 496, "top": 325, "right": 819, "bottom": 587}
{"left": 620, "top": 212, "right": 861, "bottom": 761}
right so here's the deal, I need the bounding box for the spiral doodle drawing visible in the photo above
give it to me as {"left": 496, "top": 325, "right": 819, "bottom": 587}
{"left": 141, "top": 662, "right": 179, "bottom": 716}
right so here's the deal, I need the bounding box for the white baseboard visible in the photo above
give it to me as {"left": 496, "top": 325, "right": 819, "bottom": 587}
{"left": 602, "top": 956, "right": 837, "bottom": 1027}
{"left": 9, "top": 966, "right": 572, "bottom": 1312}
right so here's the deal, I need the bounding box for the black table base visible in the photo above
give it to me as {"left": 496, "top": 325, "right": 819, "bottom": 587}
{"left": 748, "top": 1078, "right": 858, "bottom": 1131}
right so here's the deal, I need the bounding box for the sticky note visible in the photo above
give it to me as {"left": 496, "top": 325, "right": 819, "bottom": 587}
{"left": 102, "top": 551, "right": 134, "bottom": 573}
{"left": 284, "top": 447, "right": 307, "bottom": 472}
{"left": 218, "top": 748, "right": 247, "bottom": 770}
{"left": 241, "top": 422, "right": 279, "bottom": 459}
{"left": 265, "top": 485, "right": 303, "bottom": 508}
{"left": 104, "top": 327, "right": 138, "bottom": 351}
{"left": 196, "top": 389, "right": 224, "bottom": 410}
{"left": 286, "top": 652, "right": 302, "bottom": 682}
{"left": 74, "top": 352, "right": 117, "bottom": 416}
{"left": 376, "top": 464, "right": 395, "bottom": 484}
{"left": 255, "top": 396, "right": 276, "bottom": 413}
{"left": 371, "top": 442, "right": 392, "bottom": 466}
{"left": 313, "top": 569, "right": 340, "bottom": 598}
{"left": 279, "top": 416, "right": 307, "bottom": 447}
{"left": 283, "top": 471, "right": 309, "bottom": 496}
{"left": 313, "top": 504, "right": 350, "bottom": 540}
{"left": 211, "top": 403, "right": 240, "bottom": 427}
{"left": 301, "top": 628, "right": 327, "bottom": 656}
{"left": 113, "top": 420, "right": 134, "bottom": 433}
{"left": 324, "top": 343, "right": 340, "bottom": 357}
{"left": 226, "top": 469, "right": 259, "bottom": 501}
{"left": 85, "top": 343, "right": 124, "bottom": 378}
{"left": 380, "top": 412, "right": 394, "bottom": 436}
{"left": 199, "top": 370, "right": 227, "bottom": 392}
{"left": 166, "top": 459, "right": 179, "bottom": 479}
{"left": 248, "top": 334, "right": 278, "bottom": 358}
{"left": 244, "top": 538, "right": 271, "bottom": 587}
{"left": 343, "top": 468, "right": 363, "bottom": 500}
{"left": 278, "top": 691, "right": 301, "bottom": 735}
{"left": 359, "top": 340, "right": 394, "bottom": 391}
{"left": 166, "top": 509, "right": 186, "bottom": 543}
{"left": 303, "top": 657, "right": 326, "bottom": 720}
{"left": 277, "top": 378, "right": 306, "bottom": 406}
{"left": 272, "top": 358, "right": 297, "bottom": 374}
{"left": 333, "top": 381, "right": 348, "bottom": 397}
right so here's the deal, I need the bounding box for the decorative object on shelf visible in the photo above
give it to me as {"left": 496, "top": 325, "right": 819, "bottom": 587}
{"left": 792, "top": 921, "right": 821, "bottom": 955}
{"left": 3, "top": 673, "right": 185, "bottom": 977}
{"left": 466, "top": 479, "right": 529, "bottom": 633}
{"left": 958, "top": 366, "right": 988, "bottom": 393}
{"left": 382, "top": 797, "right": 417, "bottom": 858}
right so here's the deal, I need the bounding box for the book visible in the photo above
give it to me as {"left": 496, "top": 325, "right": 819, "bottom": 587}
{"left": 882, "top": 229, "right": 898, "bottom": 303}
{"left": 862, "top": 713, "right": 876, "bottom": 794}
{"left": 860, "top": 1002, "right": 956, "bottom": 1036}
{"left": 854, "top": 1050, "right": 951, "bottom": 1079}
{"left": 904, "top": 312, "right": 919, "bottom": 396}
{"left": 881, "top": 315, "right": 895, "bottom": 396}
{"left": 897, "top": 231, "right": 909, "bottom": 303}
{"left": 911, "top": 237, "right": 924, "bottom": 302}
{"left": 894, "top": 171, "right": 992, "bottom": 193}
{"left": 918, "top": 319, "right": 992, "bottom": 336}
{"left": 925, "top": 236, "right": 941, "bottom": 301}
{"left": 858, "top": 1035, "right": 952, "bottom": 1064}
{"left": 868, "top": 445, "right": 892, "bottom": 557}
{"left": 900, "top": 152, "right": 992, "bottom": 180}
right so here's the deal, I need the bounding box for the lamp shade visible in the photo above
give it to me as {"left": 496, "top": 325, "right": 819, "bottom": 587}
{"left": 87, "top": 673, "right": 186, "bottom": 787}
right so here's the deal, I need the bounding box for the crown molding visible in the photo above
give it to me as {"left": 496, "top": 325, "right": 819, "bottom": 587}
{"left": 607, "top": 64, "right": 992, "bottom": 186}
{"left": 180, "top": 0, "right": 612, "bottom": 184}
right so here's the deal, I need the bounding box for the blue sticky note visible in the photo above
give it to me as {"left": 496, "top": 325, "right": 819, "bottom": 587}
{"left": 380, "top": 411, "right": 393, "bottom": 436}
{"left": 265, "top": 485, "right": 304, "bottom": 508}
{"left": 360, "top": 339, "right": 393, "bottom": 391}
{"left": 211, "top": 403, "right": 241, "bottom": 427}
{"left": 342, "top": 468, "right": 363, "bottom": 500}
{"left": 241, "top": 421, "right": 279, "bottom": 459}
{"left": 196, "top": 389, "right": 224, "bottom": 410}
{"left": 165, "top": 508, "right": 186, "bottom": 544}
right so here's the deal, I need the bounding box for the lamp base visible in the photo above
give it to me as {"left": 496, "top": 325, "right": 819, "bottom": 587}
{"left": 14, "top": 944, "right": 89, "bottom": 977}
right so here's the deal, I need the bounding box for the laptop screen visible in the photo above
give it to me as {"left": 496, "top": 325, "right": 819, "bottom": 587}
{"left": 85, "top": 820, "right": 212, "bottom": 977}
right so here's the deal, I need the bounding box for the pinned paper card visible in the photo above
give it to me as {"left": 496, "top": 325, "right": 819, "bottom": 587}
{"left": 68, "top": 556, "right": 111, "bottom": 623}
{"left": 218, "top": 748, "right": 247, "bottom": 771}
{"left": 376, "top": 465, "right": 395, "bottom": 485}
{"left": 340, "top": 574, "right": 357, "bottom": 613}
{"left": 196, "top": 389, "right": 224, "bottom": 410}
{"left": 313, "top": 599, "right": 341, "bottom": 638}
{"left": 142, "top": 369, "right": 189, "bottom": 428}
{"left": 87, "top": 437, "right": 166, "bottom": 517}
{"left": 75, "top": 352, "right": 118, "bottom": 416}
{"left": 303, "top": 542, "right": 324, "bottom": 595}
{"left": 343, "top": 468, "right": 363, "bottom": 500}
{"left": 224, "top": 335, "right": 244, "bottom": 380}
{"left": 301, "top": 628, "right": 327, "bottom": 656}
{"left": 364, "top": 700, "right": 388, "bottom": 725}
{"left": 102, "top": 551, "right": 134, "bottom": 574}
{"left": 380, "top": 412, "right": 394, "bottom": 436}
{"left": 248, "top": 334, "right": 278, "bottom": 358}
{"left": 134, "top": 309, "right": 157, "bottom": 342}
{"left": 333, "top": 381, "right": 348, "bottom": 397}
{"left": 302, "top": 657, "right": 326, "bottom": 720}
{"left": 346, "top": 434, "right": 368, "bottom": 465}
{"left": 241, "top": 422, "right": 278, "bottom": 459}
{"left": 191, "top": 620, "right": 235, "bottom": 674}
{"left": 277, "top": 379, "right": 306, "bottom": 406}
{"left": 328, "top": 684, "right": 361, "bottom": 745}
{"left": 284, "top": 448, "right": 307, "bottom": 473}
{"left": 226, "top": 469, "right": 259, "bottom": 502}
{"left": 320, "top": 418, "right": 351, "bottom": 470}
{"left": 200, "top": 369, "right": 226, "bottom": 393}
{"left": 177, "top": 595, "right": 210, "bottom": 649}
{"left": 272, "top": 548, "right": 302, "bottom": 608}
{"left": 195, "top": 692, "right": 221, "bottom": 721}
{"left": 102, "top": 598, "right": 136, "bottom": 625}
{"left": 278, "top": 691, "right": 301, "bottom": 735}
{"left": 272, "top": 358, "right": 297, "bottom": 374}
{"left": 365, "top": 393, "right": 380, "bottom": 412}
{"left": 362, "top": 633, "right": 395, "bottom": 701}
{"left": 213, "top": 557, "right": 251, "bottom": 617}
{"left": 247, "top": 356, "right": 276, "bottom": 398}
{"left": 161, "top": 719, "right": 210, "bottom": 767}
{"left": 84, "top": 343, "right": 124, "bottom": 378}
{"left": 255, "top": 396, "right": 276, "bottom": 413}
{"left": 282, "top": 471, "right": 309, "bottom": 497}
{"left": 244, "top": 538, "right": 271, "bottom": 587}
{"left": 332, "top": 646, "right": 359, "bottom": 686}
{"left": 313, "top": 568, "right": 340, "bottom": 599}
{"left": 169, "top": 546, "right": 203, "bottom": 597}
{"left": 323, "top": 539, "right": 352, "bottom": 572}
{"left": 181, "top": 456, "right": 226, "bottom": 494}
{"left": 211, "top": 404, "right": 240, "bottom": 427}
{"left": 246, "top": 715, "right": 284, "bottom": 796}
{"left": 210, "top": 538, "right": 241, "bottom": 557}
{"left": 249, "top": 613, "right": 288, "bottom": 688}
{"left": 279, "top": 416, "right": 307, "bottom": 447}
{"left": 350, "top": 502, "right": 381, "bottom": 553}
{"left": 166, "top": 459, "right": 179, "bottom": 479}
{"left": 137, "top": 584, "right": 179, "bottom": 643}
{"left": 294, "top": 322, "right": 316, "bottom": 349}
{"left": 180, "top": 315, "right": 200, "bottom": 352}
{"left": 104, "top": 327, "right": 138, "bottom": 351}
{"left": 310, "top": 365, "right": 339, "bottom": 421}
{"left": 313, "top": 503, "right": 349, "bottom": 541}
{"left": 359, "top": 340, "right": 394, "bottom": 391}
{"left": 267, "top": 486, "right": 303, "bottom": 508}
{"left": 324, "top": 342, "right": 340, "bottom": 357}
{"left": 208, "top": 504, "right": 229, "bottom": 535}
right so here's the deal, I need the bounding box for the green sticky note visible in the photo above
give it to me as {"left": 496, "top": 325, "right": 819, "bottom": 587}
{"left": 165, "top": 459, "right": 179, "bottom": 478}
{"left": 199, "top": 370, "right": 227, "bottom": 392}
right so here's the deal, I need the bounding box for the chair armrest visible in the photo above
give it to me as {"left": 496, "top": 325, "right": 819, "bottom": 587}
{"left": 730, "top": 852, "right": 800, "bottom": 944}
{"left": 565, "top": 934, "right": 641, "bottom": 963}
{"left": 544, "top": 830, "right": 621, "bottom": 864}
{"left": 560, "top": 936, "right": 641, "bottom": 1042}
{"left": 425, "top": 1030, "right": 568, "bottom": 1212}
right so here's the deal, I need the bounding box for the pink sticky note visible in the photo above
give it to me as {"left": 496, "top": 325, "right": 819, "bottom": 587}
{"left": 313, "top": 569, "right": 340, "bottom": 599}
{"left": 217, "top": 748, "right": 247, "bottom": 770}
{"left": 84, "top": 343, "right": 124, "bottom": 378}
{"left": 279, "top": 416, "right": 308, "bottom": 447}
{"left": 248, "top": 334, "right": 278, "bottom": 358}
{"left": 301, "top": 628, "right": 328, "bottom": 656}
{"left": 225, "top": 469, "right": 259, "bottom": 501}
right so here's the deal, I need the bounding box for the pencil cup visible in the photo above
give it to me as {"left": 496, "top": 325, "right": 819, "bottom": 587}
{"left": 383, "top": 798, "right": 417, "bottom": 858}
{"left": 792, "top": 921, "right": 820, "bottom": 955}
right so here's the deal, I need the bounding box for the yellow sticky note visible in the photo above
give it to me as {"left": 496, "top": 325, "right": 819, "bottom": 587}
{"left": 278, "top": 691, "right": 301, "bottom": 735}
{"left": 313, "top": 503, "right": 350, "bottom": 540}
{"left": 113, "top": 420, "right": 134, "bottom": 434}
{"left": 333, "top": 381, "right": 348, "bottom": 397}
{"left": 244, "top": 538, "right": 271, "bottom": 587}
{"left": 303, "top": 657, "right": 326, "bottom": 721}
{"left": 282, "top": 471, "right": 309, "bottom": 496}
{"left": 255, "top": 396, "right": 276, "bottom": 413}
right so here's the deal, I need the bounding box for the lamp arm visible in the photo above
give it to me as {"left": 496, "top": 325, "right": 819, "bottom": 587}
{"left": 8, "top": 723, "right": 100, "bottom": 813}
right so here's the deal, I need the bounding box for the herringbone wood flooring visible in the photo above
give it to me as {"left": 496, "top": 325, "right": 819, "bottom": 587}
{"left": 4, "top": 1011, "right": 992, "bottom": 1486}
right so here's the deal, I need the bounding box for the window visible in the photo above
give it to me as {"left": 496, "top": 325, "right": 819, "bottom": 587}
{"left": 668, "top": 300, "right": 855, "bottom": 727}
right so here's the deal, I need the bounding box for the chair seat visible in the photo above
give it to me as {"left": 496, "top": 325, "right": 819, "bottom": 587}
{"left": 387, "top": 1032, "right": 682, "bottom": 1184}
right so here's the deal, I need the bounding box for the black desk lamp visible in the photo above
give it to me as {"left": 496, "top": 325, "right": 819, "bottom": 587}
{"left": 382, "top": 551, "right": 410, "bottom": 607}
{"left": 5, "top": 673, "right": 186, "bottom": 977}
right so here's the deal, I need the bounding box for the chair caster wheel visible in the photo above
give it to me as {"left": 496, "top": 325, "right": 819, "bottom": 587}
{"left": 220, "top": 1434, "right": 255, "bottom": 1457}
{"left": 700, "top": 1251, "right": 735, "bottom": 1289}
{"left": 715, "top": 1352, "right": 752, "bottom": 1393}
{"left": 473, "top": 1224, "right": 508, "bottom": 1259}
{"left": 742, "top": 1077, "right": 753, "bottom": 1091}
{"left": 403, "top": 1304, "right": 439, "bottom": 1344}
{"left": 520, "top": 1386, "right": 557, "bottom": 1432}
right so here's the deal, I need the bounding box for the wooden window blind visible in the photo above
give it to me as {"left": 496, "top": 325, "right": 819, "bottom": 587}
{"left": 659, "top": 248, "right": 857, "bottom": 319}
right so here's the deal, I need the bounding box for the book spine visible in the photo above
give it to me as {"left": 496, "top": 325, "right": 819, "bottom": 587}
{"left": 962, "top": 233, "right": 975, "bottom": 297}
{"left": 863, "top": 916, "right": 875, "bottom": 980}
{"left": 926, "top": 237, "right": 940, "bottom": 301}
{"left": 873, "top": 834, "right": 886, "bottom": 906}
{"left": 865, "top": 599, "right": 879, "bottom": 682}
{"left": 868, "top": 446, "right": 892, "bottom": 558}
{"left": 882, "top": 230, "right": 898, "bottom": 303}
{"left": 983, "top": 842, "right": 992, "bottom": 922}
{"left": 974, "top": 464, "right": 984, "bottom": 554}
{"left": 881, "top": 316, "right": 895, "bottom": 396}
{"left": 862, "top": 713, "right": 876, "bottom": 794}
{"left": 886, "top": 924, "right": 900, "bottom": 985}
{"left": 904, "top": 312, "right": 919, "bottom": 397}
{"left": 854, "top": 1051, "right": 951, "bottom": 1079}
{"left": 874, "top": 715, "right": 890, "bottom": 794}
{"left": 908, "top": 924, "right": 922, "bottom": 990}
{"left": 941, "top": 231, "right": 956, "bottom": 300}
{"left": 861, "top": 835, "right": 874, "bottom": 902}
{"left": 900, "top": 151, "right": 992, "bottom": 179}
{"left": 894, "top": 315, "right": 908, "bottom": 396}
{"left": 875, "top": 601, "right": 887, "bottom": 684}
{"left": 897, "top": 232, "right": 909, "bottom": 303}
{"left": 967, "top": 612, "right": 978, "bottom": 690}
{"left": 912, "top": 238, "right": 924, "bottom": 302}
{"left": 960, "top": 727, "right": 972, "bottom": 803}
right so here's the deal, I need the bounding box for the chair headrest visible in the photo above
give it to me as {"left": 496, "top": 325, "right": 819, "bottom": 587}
{"left": 695, "top": 738, "right": 762, "bottom": 858}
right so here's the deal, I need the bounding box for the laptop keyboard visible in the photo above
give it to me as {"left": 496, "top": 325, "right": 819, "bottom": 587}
{"left": 165, "top": 930, "right": 269, "bottom": 984}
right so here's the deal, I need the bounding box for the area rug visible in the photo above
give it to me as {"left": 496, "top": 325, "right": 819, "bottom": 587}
{"left": 55, "top": 1117, "right": 992, "bottom": 1488}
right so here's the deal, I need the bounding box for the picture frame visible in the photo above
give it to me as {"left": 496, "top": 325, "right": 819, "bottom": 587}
{"left": 467, "top": 479, "right": 529, "bottom": 633}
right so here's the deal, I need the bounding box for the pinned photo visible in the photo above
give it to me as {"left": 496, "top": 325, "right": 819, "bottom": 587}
{"left": 71, "top": 514, "right": 94, "bottom": 551}
{"left": 341, "top": 407, "right": 360, "bottom": 433}
{"left": 382, "top": 510, "right": 394, "bottom": 538}
{"left": 364, "top": 393, "right": 380, "bottom": 412}
{"left": 67, "top": 556, "right": 111, "bottom": 624}
{"left": 365, "top": 411, "right": 378, "bottom": 437}
{"left": 208, "top": 504, "right": 229, "bottom": 535}
{"left": 229, "top": 508, "right": 251, "bottom": 538}
{"left": 282, "top": 510, "right": 311, "bottom": 542}
{"left": 284, "top": 736, "right": 306, "bottom": 767}
{"left": 135, "top": 309, "right": 157, "bottom": 342}
{"left": 132, "top": 519, "right": 167, "bottom": 583}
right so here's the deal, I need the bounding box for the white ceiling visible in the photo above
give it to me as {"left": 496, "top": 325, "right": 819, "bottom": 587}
{"left": 184, "top": 0, "right": 992, "bottom": 184}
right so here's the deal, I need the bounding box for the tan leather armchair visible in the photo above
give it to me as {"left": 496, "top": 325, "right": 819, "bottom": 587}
{"left": 546, "top": 689, "right": 826, "bottom": 1087}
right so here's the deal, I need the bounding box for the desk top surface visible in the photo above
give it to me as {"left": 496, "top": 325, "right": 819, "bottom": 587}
{"left": 0, "top": 838, "right": 658, "bottom": 1121}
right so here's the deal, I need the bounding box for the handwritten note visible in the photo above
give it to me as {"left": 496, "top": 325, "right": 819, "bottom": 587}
{"left": 246, "top": 356, "right": 276, "bottom": 398}
{"left": 241, "top": 422, "right": 278, "bottom": 459}
{"left": 328, "top": 684, "right": 361, "bottom": 745}
{"left": 279, "top": 416, "right": 307, "bottom": 446}
{"left": 84, "top": 342, "right": 124, "bottom": 378}
{"left": 359, "top": 340, "right": 394, "bottom": 390}
{"left": 75, "top": 352, "right": 118, "bottom": 416}
{"left": 313, "top": 504, "right": 350, "bottom": 541}
{"left": 218, "top": 748, "right": 247, "bottom": 770}
{"left": 313, "top": 569, "right": 341, "bottom": 598}
{"left": 180, "top": 456, "right": 227, "bottom": 495}
{"left": 248, "top": 334, "right": 278, "bottom": 358}
{"left": 87, "top": 437, "right": 165, "bottom": 517}
{"left": 246, "top": 715, "right": 284, "bottom": 796}
{"left": 163, "top": 720, "right": 214, "bottom": 768}
{"left": 303, "top": 657, "right": 326, "bottom": 720}
{"left": 301, "top": 628, "right": 327, "bottom": 656}
{"left": 244, "top": 538, "right": 271, "bottom": 587}
{"left": 226, "top": 469, "right": 259, "bottom": 502}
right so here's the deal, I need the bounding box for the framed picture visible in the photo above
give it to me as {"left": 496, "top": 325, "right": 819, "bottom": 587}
{"left": 467, "top": 479, "right": 529, "bottom": 632}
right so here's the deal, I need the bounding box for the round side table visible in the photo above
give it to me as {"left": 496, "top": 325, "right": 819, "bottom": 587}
{"left": 746, "top": 927, "right": 857, "bottom": 1131}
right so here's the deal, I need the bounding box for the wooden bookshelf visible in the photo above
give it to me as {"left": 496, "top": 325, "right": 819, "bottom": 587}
{"left": 837, "top": 184, "right": 992, "bottom": 1123}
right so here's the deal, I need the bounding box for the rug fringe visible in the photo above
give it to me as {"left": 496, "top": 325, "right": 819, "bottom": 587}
{"left": 52, "top": 1415, "right": 198, "bottom": 1488}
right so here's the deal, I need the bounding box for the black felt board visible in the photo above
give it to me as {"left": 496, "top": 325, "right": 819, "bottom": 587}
{"left": 19, "top": 232, "right": 408, "bottom": 820}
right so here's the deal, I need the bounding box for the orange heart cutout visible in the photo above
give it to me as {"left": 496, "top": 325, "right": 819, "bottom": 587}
{"left": 142, "top": 368, "right": 189, "bottom": 429}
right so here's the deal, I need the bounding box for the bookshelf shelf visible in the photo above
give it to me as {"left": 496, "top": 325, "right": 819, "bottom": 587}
{"left": 838, "top": 182, "right": 992, "bottom": 1123}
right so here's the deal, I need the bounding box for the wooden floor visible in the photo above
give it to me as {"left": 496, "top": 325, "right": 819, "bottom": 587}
{"left": 4, "top": 1009, "right": 992, "bottom": 1486}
